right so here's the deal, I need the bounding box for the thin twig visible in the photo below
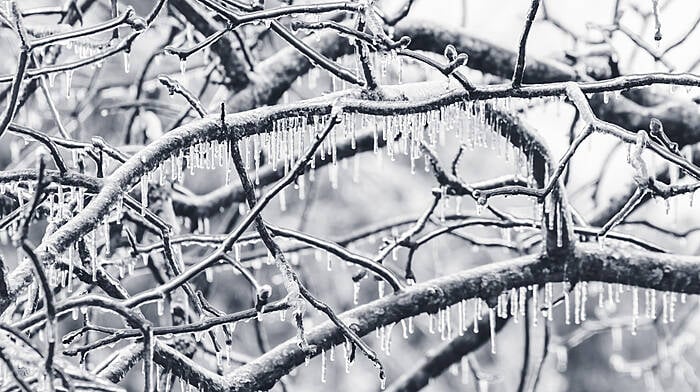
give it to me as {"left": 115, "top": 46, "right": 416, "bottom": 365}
{"left": 512, "top": 0, "right": 541, "bottom": 87}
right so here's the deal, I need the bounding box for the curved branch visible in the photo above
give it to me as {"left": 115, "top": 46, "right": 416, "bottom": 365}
{"left": 220, "top": 243, "right": 700, "bottom": 391}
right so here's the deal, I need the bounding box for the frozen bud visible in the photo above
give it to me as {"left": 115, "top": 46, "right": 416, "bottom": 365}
{"left": 128, "top": 16, "right": 147, "bottom": 31}
{"left": 290, "top": 20, "right": 303, "bottom": 32}
{"left": 255, "top": 284, "right": 272, "bottom": 312}
{"left": 257, "top": 284, "right": 272, "bottom": 302}
{"left": 444, "top": 44, "right": 458, "bottom": 61}
{"left": 396, "top": 36, "right": 412, "bottom": 48}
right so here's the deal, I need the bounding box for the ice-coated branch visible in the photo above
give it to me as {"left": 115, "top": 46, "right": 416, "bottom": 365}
{"left": 270, "top": 20, "right": 364, "bottom": 86}
{"left": 19, "top": 157, "right": 57, "bottom": 389}
{"left": 170, "top": 0, "right": 249, "bottom": 90}
{"left": 0, "top": 2, "right": 30, "bottom": 140}
{"left": 598, "top": 188, "right": 648, "bottom": 239}
{"left": 157, "top": 75, "right": 208, "bottom": 118}
{"left": 266, "top": 224, "right": 403, "bottom": 289}
{"left": 385, "top": 316, "right": 509, "bottom": 392}
{"left": 27, "top": 6, "right": 143, "bottom": 50}
{"left": 218, "top": 243, "right": 700, "bottom": 391}
{"left": 512, "top": 0, "right": 541, "bottom": 87}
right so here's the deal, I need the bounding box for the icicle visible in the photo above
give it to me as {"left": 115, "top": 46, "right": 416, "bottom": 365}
{"left": 103, "top": 220, "right": 110, "bottom": 256}
{"left": 180, "top": 58, "right": 187, "bottom": 75}
{"left": 439, "top": 308, "right": 446, "bottom": 341}
{"left": 478, "top": 379, "right": 489, "bottom": 392}
{"left": 64, "top": 70, "right": 73, "bottom": 98}
{"left": 234, "top": 243, "right": 241, "bottom": 262}
{"left": 378, "top": 281, "right": 385, "bottom": 298}
{"left": 546, "top": 283, "right": 553, "bottom": 321}
{"left": 320, "top": 349, "right": 327, "bottom": 383}
{"left": 563, "top": 282, "right": 570, "bottom": 325}
{"left": 123, "top": 51, "right": 130, "bottom": 73}
{"left": 631, "top": 286, "right": 638, "bottom": 335}
{"left": 489, "top": 308, "right": 496, "bottom": 354}
{"left": 157, "top": 300, "right": 164, "bottom": 317}
{"left": 669, "top": 292, "right": 676, "bottom": 322}
{"left": 473, "top": 300, "right": 480, "bottom": 333}
{"left": 66, "top": 247, "right": 75, "bottom": 292}
{"left": 662, "top": 291, "right": 669, "bottom": 323}
{"left": 375, "top": 325, "right": 386, "bottom": 351}
{"left": 90, "top": 233, "right": 98, "bottom": 282}
{"left": 331, "top": 129, "right": 338, "bottom": 166}
{"left": 496, "top": 295, "right": 503, "bottom": 319}
{"left": 556, "top": 214, "right": 564, "bottom": 248}
{"left": 574, "top": 283, "right": 581, "bottom": 325}
{"left": 646, "top": 289, "right": 656, "bottom": 319}
{"left": 510, "top": 288, "right": 519, "bottom": 323}
{"left": 532, "top": 284, "right": 538, "bottom": 327}
{"left": 141, "top": 176, "right": 149, "bottom": 215}
{"left": 385, "top": 322, "right": 395, "bottom": 354}
{"left": 48, "top": 72, "right": 56, "bottom": 87}
{"left": 580, "top": 282, "right": 587, "bottom": 321}
{"left": 353, "top": 281, "right": 360, "bottom": 305}
{"left": 690, "top": 190, "right": 696, "bottom": 208}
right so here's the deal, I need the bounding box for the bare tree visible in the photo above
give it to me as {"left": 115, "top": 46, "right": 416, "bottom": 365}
{"left": 0, "top": 0, "right": 699, "bottom": 391}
